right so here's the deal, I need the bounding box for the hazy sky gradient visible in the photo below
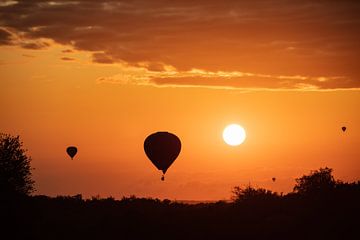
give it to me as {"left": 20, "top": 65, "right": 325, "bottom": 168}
{"left": 1, "top": 0, "right": 359, "bottom": 200}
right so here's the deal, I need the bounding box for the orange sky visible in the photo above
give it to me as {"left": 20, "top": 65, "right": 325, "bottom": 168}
{"left": 1, "top": 1, "right": 360, "bottom": 200}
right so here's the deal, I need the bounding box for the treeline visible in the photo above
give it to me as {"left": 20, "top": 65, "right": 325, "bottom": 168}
{"left": 1, "top": 168, "right": 360, "bottom": 240}
{"left": 1, "top": 134, "right": 359, "bottom": 239}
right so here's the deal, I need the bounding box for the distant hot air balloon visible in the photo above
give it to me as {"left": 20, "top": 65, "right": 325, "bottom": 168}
{"left": 144, "top": 132, "right": 181, "bottom": 181}
{"left": 66, "top": 146, "right": 77, "bottom": 160}
{"left": 272, "top": 177, "right": 276, "bottom": 182}
{"left": 342, "top": 126, "right": 346, "bottom": 132}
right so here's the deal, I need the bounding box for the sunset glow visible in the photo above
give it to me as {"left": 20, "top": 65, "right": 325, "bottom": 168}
{"left": 1, "top": 1, "right": 359, "bottom": 201}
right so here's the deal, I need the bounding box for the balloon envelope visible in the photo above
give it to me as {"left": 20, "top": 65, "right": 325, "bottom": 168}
{"left": 144, "top": 132, "right": 181, "bottom": 174}
{"left": 342, "top": 126, "right": 346, "bottom": 132}
{"left": 66, "top": 146, "right": 77, "bottom": 159}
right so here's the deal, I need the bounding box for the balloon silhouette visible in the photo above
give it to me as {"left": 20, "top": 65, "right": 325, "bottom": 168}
{"left": 66, "top": 146, "right": 77, "bottom": 160}
{"left": 144, "top": 132, "right": 181, "bottom": 181}
{"left": 342, "top": 126, "right": 346, "bottom": 132}
{"left": 272, "top": 177, "right": 276, "bottom": 182}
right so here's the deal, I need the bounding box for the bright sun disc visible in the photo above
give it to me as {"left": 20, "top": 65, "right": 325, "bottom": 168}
{"left": 223, "top": 124, "right": 246, "bottom": 146}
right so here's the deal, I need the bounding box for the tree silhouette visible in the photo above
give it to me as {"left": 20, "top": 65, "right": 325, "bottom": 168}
{"left": 232, "top": 185, "right": 279, "bottom": 203}
{"left": 293, "top": 167, "right": 336, "bottom": 196}
{"left": 0, "top": 133, "right": 34, "bottom": 196}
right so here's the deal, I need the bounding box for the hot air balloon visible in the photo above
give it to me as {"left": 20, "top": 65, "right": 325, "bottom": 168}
{"left": 144, "top": 132, "right": 181, "bottom": 181}
{"left": 66, "top": 146, "right": 77, "bottom": 160}
{"left": 342, "top": 126, "right": 346, "bottom": 132}
{"left": 272, "top": 177, "right": 276, "bottom": 182}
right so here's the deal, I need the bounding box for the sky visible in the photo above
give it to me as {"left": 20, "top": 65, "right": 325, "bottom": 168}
{"left": 1, "top": 0, "right": 360, "bottom": 200}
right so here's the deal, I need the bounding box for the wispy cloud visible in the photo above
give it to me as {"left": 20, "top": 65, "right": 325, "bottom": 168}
{"left": 97, "top": 67, "right": 356, "bottom": 91}
{"left": 62, "top": 49, "right": 73, "bottom": 53}
{"left": 92, "top": 52, "right": 114, "bottom": 64}
{"left": 22, "top": 54, "right": 34, "bottom": 58}
{"left": 0, "top": 27, "right": 13, "bottom": 45}
{"left": 0, "top": 27, "right": 50, "bottom": 49}
{"left": 20, "top": 41, "right": 49, "bottom": 49}
{"left": 60, "top": 57, "right": 75, "bottom": 61}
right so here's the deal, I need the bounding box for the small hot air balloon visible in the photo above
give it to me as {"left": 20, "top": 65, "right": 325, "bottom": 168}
{"left": 342, "top": 126, "right": 346, "bottom": 132}
{"left": 272, "top": 177, "right": 276, "bottom": 182}
{"left": 144, "top": 132, "right": 181, "bottom": 181}
{"left": 66, "top": 146, "right": 77, "bottom": 160}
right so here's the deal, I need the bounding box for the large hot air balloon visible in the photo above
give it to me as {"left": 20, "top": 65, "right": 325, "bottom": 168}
{"left": 66, "top": 146, "right": 77, "bottom": 160}
{"left": 342, "top": 126, "right": 346, "bottom": 132}
{"left": 144, "top": 132, "right": 181, "bottom": 181}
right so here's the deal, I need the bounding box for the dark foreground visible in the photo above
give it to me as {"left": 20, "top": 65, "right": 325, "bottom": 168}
{"left": 2, "top": 186, "right": 360, "bottom": 240}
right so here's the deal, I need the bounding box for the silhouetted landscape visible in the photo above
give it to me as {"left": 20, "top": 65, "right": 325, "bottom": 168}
{"left": 1, "top": 133, "right": 360, "bottom": 239}
{"left": 2, "top": 170, "right": 360, "bottom": 239}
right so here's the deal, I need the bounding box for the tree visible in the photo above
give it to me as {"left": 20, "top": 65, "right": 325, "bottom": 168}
{"left": 232, "top": 185, "right": 279, "bottom": 203}
{"left": 0, "top": 133, "right": 34, "bottom": 196}
{"left": 293, "top": 167, "right": 336, "bottom": 196}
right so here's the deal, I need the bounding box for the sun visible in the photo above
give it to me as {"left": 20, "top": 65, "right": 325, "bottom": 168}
{"left": 223, "top": 124, "right": 246, "bottom": 146}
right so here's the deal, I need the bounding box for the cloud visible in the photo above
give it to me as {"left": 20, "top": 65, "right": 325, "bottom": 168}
{"left": 0, "top": 27, "right": 13, "bottom": 45}
{"left": 60, "top": 57, "right": 75, "bottom": 61}
{"left": 1, "top": 0, "right": 359, "bottom": 90}
{"left": 22, "top": 54, "right": 34, "bottom": 58}
{"left": 96, "top": 67, "right": 357, "bottom": 91}
{"left": 62, "top": 49, "right": 73, "bottom": 53}
{"left": 0, "top": 1, "right": 18, "bottom": 7}
{"left": 92, "top": 52, "right": 114, "bottom": 64}
{"left": 20, "top": 40, "right": 49, "bottom": 49}
{"left": 0, "top": 27, "right": 49, "bottom": 49}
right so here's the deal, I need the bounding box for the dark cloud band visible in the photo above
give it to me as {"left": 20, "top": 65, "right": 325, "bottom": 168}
{"left": 1, "top": 0, "right": 359, "bottom": 89}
